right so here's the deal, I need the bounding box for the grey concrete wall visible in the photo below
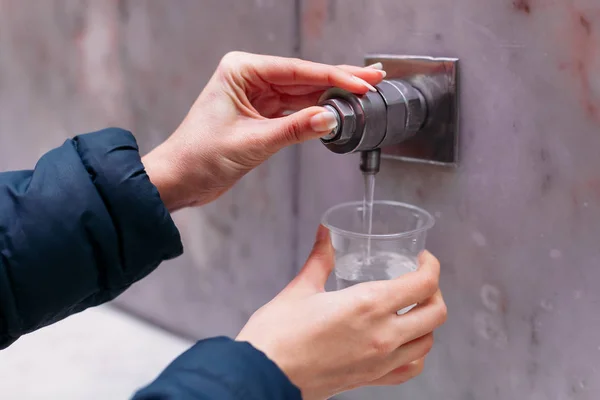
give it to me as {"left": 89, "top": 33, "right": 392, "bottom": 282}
{"left": 3, "top": 1, "right": 600, "bottom": 399}
{"left": 0, "top": 0, "right": 299, "bottom": 339}
{"left": 299, "top": 1, "right": 600, "bottom": 399}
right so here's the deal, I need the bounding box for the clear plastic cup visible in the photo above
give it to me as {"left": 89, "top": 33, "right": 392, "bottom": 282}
{"left": 322, "top": 200, "right": 435, "bottom": 313}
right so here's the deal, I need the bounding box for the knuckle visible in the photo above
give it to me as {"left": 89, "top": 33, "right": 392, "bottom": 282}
{"left": 420, "top": 271, "right": 439, "bottom": 294}
{"left": 421, "top": 274, "right": 439, "bottom": 293}
{"left": 370, "top": 333, "right": 394, "bottom": 356}
{"left": 420, "top": 250, "right": 439, "bottom": 266}
{"left": 421, "top": 333, "right": 435, "bottom": 353}
{"left": 427, "top": 252, "right": 441, "bottom": 269}
{"left": 436, "top": 301, "right": 449, "bottom": 325}
{"left": 387, "top": 360, "right": 424, "bottom": 385}
{"left": 355, "top": 286, "right": 379, "bottom": 314}
{"left": 389, "top": 369, "right": 411, "bottom": 385}
{"left": 412, "top": 360, "right": 425, "bottom": 377}
{"left": 223, "top": 50, "right": 244, "bottom": 60}
{"left": 219, "top": 51, "right": 246, "bottom": 69}
{"left": 282, "top": 118, "right": 304, "bottom": 144}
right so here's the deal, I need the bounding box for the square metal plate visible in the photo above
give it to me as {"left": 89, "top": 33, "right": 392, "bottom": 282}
{"left": 365, "top": 55, "right": 459, "bottom": 167}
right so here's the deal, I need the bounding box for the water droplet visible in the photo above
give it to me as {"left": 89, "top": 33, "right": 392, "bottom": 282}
{"left": 574, "top": 290, "right": 583, "bottom": 300}
{"left": 550, "top": 249, "right": 562, "bottom": 259}
{"left": 583, "top": 202, "right": 589, "bottom": 208}
{"left": 579, "top": 380, "right": 587, "bottom": 390}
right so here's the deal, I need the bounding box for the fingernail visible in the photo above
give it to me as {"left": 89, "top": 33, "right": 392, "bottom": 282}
{"left": 353, "top": 75, "right": 377, "bottom": 92}
{"left": 366, "top": 62, "right": 383, "bottom": 70}
{"left": 366, "top": 62, "right": 387, "bottom": 78}
{"left": 310, "top": 110, "right": 338, "bottom": 132}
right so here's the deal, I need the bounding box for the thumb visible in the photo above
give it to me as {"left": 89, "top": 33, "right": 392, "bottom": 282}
{"left": 266, "top": 106, "right": 338, "bottom": 149}
{"left": 291, "top": 225, "right": 335, "bottom": 293}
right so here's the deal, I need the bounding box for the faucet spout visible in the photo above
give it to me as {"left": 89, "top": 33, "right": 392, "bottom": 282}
{"left": 360, "top": 149, "right": 381, "bottom": 175}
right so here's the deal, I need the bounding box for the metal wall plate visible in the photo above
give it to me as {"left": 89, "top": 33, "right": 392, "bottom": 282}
{"left": 365, "top": 55, "right": 459, "bottom": 167}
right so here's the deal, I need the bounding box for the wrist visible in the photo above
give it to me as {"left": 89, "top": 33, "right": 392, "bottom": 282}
{"left": 142, "top": 142, "right": 190, "bottom": 213}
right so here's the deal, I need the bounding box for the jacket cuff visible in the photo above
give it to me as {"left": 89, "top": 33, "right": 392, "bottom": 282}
{"left": 73, "top": 128, "right": 183, "bottom": 285}
{"left": 134, "top": 337, "right": 302, "bottom": 400}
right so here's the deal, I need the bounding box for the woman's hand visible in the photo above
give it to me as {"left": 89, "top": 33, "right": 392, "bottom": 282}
{"left": 142, "top": 52, "right": 385, "bottom": 211}
{"left": 236, "top": 226, "right": 447, "bottom": 400}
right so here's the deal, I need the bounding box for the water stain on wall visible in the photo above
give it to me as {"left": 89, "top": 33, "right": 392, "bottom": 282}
{"left": 302, "top": 0, "right": 327, "bottom": 40}
{"left": 561, "top": 6, "right": 599, "bottom": 123}
{"left": 512, "top": 0, "right": 531, "bottom": 14}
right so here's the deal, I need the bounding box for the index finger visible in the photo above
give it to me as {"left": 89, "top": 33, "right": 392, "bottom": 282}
{"left": 252, "top": 56, "right": 379, "bottom": 93}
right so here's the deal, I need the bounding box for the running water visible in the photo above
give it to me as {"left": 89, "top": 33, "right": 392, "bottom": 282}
{"left": 362, "top": 172, "right": 376, "bottom": 264}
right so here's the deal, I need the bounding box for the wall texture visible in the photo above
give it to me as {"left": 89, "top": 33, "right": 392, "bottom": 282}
{"left": 2, "top": 1, "right": 600, "bottom": 399}
{"left": 298, "top": 1, "right": 600, "bottom": 399}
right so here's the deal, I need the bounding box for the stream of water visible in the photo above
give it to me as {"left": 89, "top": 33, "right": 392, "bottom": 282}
{"left": 361, "top": 172, "right": 376, "bottom": 264}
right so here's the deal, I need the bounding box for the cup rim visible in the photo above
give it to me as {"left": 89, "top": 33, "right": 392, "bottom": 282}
{"left": 321, "top": 200, "right": 435, "bottom": 240}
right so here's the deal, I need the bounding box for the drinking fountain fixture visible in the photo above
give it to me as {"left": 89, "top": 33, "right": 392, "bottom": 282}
{"left": 318, "top": 55, "right": 460, "bottom": 173}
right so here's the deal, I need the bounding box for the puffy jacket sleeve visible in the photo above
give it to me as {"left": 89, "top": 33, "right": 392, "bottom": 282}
{"left": 133, "top": 337, "right": 302, "bottom": 400}
{"left": 0, "top": 128, "right": 183, "bottom": 348}
{"left": 0, "top": 127, "right": 301, "bottom": 400}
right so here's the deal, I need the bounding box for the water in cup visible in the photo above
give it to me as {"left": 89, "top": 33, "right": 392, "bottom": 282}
{"left": 335, "top": 251, "right": 416, "bottom": 289}
{"left": 335, "top": 251, "right": 418, "bottom": 314}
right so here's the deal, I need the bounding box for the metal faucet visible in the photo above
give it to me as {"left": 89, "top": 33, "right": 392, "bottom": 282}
{"left": 318, "top": 79, "right": 427, "bottom": 174}
{"left": 317, "top": 54, "right": 460, "bottom": 172}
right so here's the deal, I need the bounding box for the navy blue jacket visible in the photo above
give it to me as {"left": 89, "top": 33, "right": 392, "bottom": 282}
{"left": 0, "top": 128, "right": 301, "bottom": 399}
